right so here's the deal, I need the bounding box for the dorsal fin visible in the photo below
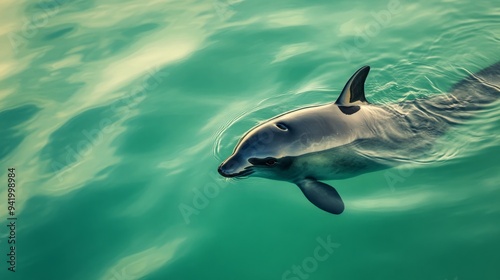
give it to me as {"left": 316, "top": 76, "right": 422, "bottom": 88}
{"left": 335, "top": 66, "right": 370, "bottom": 105}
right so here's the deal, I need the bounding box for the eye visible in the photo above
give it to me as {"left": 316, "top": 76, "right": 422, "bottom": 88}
{"left": 275, "top": 122, "right": 288, "bottom": 131}
{"left": 248, "top": 157, "right": 278, "bottom": 166}
{"left": 265, "top": 157, "right": 277, "bottom": 166}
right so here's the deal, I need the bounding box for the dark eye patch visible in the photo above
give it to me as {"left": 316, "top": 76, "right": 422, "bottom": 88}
{"left": 275, "top": 122, "right": 288, "bottom": 131}
{"left": 265, "top": 158, "right": 277, "bottom": 166}
{"left": 248, "top": 157, "right": 278, "bottom": 166}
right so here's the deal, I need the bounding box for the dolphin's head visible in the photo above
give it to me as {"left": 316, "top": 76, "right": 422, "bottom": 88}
{"left": 218, "top": 119, "right": 295, "bottom": 180}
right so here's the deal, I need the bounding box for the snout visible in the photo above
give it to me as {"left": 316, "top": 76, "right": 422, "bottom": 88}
{"left": 218, "top": 156, "right": 253, "bottom": 178}
{"left": 217, "top": 164, "right": 234, "bottom": 177}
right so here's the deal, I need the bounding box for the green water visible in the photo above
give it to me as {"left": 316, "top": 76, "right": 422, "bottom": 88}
{"left": 1, "top": 0, "right": 500, "bottom": 279}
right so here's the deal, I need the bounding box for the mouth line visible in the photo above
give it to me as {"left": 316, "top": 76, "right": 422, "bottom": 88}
{"left": 220, "top": 168, "right": 254, "bottom": 178}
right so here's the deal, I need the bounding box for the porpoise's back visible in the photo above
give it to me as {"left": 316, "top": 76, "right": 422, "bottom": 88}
{"left": 355, "top": 62, "right": 500, "bottom": 164}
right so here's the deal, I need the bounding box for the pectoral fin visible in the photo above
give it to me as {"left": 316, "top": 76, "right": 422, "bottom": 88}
{"left": 296, "top": 179, "right": 345, "bottom": 215}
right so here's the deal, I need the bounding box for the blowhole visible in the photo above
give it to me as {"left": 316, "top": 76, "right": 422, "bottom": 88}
{"left": 275, "top": 122, "right": 288, "bottom": 131}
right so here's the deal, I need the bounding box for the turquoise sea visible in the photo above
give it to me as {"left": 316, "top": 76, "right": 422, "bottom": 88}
{"left": 1, "top": 0, "right": 500, "bottom": 279}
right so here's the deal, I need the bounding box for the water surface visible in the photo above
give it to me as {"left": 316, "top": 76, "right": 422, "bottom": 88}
{"left": 1, "top": 0, "right": 499, "bottom": 279}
